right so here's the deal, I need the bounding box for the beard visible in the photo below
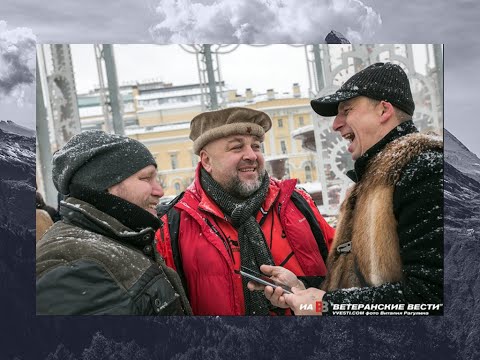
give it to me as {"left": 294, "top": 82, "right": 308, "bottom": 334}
{"left": 110, "top": 182, "right": 155, "bottom": 215}
{"left": 224, "top": 168, "right": 266, "bottom": 199}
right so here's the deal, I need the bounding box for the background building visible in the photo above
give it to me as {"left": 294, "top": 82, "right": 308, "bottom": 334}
{"left": 77, "top": 81, "right": 319, "bottom": 200}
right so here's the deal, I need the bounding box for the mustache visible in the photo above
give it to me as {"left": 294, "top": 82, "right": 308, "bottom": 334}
{"left": 238, "top": 160, "right": 258, "bottom": 167}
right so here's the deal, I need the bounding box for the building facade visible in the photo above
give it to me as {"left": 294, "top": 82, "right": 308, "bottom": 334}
{"left": 77, "top": 82, "right": 320, "bottom": 198}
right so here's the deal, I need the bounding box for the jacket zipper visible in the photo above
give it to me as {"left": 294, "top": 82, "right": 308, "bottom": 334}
{"left": 204, "top": 218, "right": 234, "bottom": 262}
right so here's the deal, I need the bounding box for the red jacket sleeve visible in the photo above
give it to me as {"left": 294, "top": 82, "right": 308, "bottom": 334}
{"left": 155, "top": 214, "right": 177, "bottom": 271}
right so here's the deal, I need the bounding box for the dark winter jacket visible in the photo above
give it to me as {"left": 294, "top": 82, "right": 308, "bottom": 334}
{"left": 322, "top": 120, "right": 444, "bottom": 314}
{"left": 36, "top": 196, "right": 192, "bottom": 315}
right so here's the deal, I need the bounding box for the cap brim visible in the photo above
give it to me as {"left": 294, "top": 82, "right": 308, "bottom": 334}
{"left": 310, "top": 90, "right": 360, "bottom": 117}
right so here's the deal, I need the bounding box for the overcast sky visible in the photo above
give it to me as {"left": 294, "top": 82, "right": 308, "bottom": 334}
{"left": 1, "top": 0, "right": 479, "bottom": 154}
{"left": 70, "top": 44, "right": 309, "bottom": 95}
{"left": 69, "top": 44, "right": 430, "bottom": 98}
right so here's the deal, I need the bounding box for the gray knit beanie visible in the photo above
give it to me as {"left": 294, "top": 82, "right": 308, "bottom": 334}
{"left": 52, "top": 130, "right": 157, "bottom": 195}
{"left": 190, "top": 107, "right": 272, "bottom": 155}
{"left": 311, "top": 62, "right": 415, "bottom": 117}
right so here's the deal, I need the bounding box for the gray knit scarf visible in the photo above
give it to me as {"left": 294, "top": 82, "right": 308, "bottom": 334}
{"left": 200, "top": 168, "right": 275, "bottom": 315}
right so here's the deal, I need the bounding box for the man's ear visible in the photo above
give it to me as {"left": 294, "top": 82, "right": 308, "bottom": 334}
{"left": 200, "top": 149, "right": 212, "bottom": 173}
{"left": 379, "top": 101, "right": 395, "bottom": 124}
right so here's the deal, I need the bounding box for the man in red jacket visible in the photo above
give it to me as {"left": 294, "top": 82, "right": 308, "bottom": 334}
{"left": 156, "top": 107, "right": 334, "bottom": 315}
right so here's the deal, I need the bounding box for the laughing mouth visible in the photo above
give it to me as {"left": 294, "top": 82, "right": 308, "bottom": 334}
{"left": 238, "top": 167, "right": 256, "bottom": 173}
{"left": 147, "top": 203, "right": 158, "bottom": 211}
{"left": 342, "top": 133, "right": 355, "bottom": 143}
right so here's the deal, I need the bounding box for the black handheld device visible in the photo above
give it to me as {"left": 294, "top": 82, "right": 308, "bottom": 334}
{"left": 240, "top": 266, "right": 293, "bottom": 294}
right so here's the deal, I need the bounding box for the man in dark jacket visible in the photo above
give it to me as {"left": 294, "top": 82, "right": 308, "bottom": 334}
{"left": 253, "top": 63, "right": 443, "bottom": 315}
{"left": 36, "top": 130, "right": 192, "bottom": 315}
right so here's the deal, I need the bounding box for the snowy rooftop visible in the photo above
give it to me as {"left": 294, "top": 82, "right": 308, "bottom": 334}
{"left": 297, "top": 181, "right": 322, "bottom": 193}
{"left": 291, "top": 125, "right": 314, "bottom": 138}
{"left": 125, "top": 122, "right": 191, "bottom": 135}
{"left": 265, "top": 154, "right": 288, "bottom": 162}
{"left": 137, "top": 100, "right": 202, "bottom": 112}
{"left": 137, "top": 87, "right": 206, "bottom": 100}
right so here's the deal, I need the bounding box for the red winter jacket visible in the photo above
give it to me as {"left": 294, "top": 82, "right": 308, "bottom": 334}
{"left": 156, "top": 165, "right": 334, "bottom": 315}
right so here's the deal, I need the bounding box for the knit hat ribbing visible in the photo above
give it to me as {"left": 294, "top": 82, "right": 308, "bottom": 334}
{"left": 52, "top": 130, "right": 157, "bottom": 195}
{"left": 311, "top": 62, "right": 415, "bottom": 117}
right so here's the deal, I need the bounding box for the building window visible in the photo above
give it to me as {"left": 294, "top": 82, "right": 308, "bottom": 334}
{"left": 305, "top": 165, "right": 312, "bottom": 182}
{"left": 174, "top": 182, "right": 181, "bottom": 195}
{"left": 170, "top": 153, "right": 178, "bottom": 170}
{"left": 280, "top": 140, "right": 287, "bottom": 154}
{"left": 278, "top": 118, "right": 283, "bottom": 128}
{"left": 299, "top": 116, "right": 304, "bottom": 126}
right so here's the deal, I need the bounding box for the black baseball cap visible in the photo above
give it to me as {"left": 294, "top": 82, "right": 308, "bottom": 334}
{"left": 310, "top": 62, "right": 415, "bottom": 117}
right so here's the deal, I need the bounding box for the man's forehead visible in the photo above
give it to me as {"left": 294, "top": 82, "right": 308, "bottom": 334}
{"left": 137, "top": 164, "right": 157, "bottom": 174}
{"left": 224, "top": 134, "right": 262, "bottom": 143}
{"left": 338, "top": 97, "right": 359, "bottom": 110}
{"left": 204, "top": 134, "right": 262, "bottom": 152}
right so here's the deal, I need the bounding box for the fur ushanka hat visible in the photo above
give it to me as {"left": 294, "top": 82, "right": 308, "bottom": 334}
{"left": 189, "top": 107, "right": 272, "bottom": 155}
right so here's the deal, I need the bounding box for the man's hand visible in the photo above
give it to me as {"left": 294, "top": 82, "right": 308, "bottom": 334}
{"left": 283, "top": 287, "right": 326, "bottom": 316}
{"left": 246, "top": 264, "right": 306, "bottom": 309}
{"left": 246, "top": 264, "right": 305, "bottom": 291}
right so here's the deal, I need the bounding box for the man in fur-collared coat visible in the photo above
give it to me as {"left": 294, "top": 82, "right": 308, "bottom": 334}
{"left": 250, "top": 63, "right": 443, "bottom": 315}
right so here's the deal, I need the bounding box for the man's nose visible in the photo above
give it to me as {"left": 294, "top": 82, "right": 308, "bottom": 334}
{"left": 332, "top": 115, "right": 344, "bottom": 132}
{"left": 243, "top": 146, "right": 258, "bottom": 161}
{"left": 152, "top": 181, "right": 164, "bottom": 198}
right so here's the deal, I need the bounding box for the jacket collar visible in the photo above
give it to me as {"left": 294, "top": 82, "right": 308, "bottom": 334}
{"left": 69, "top": 183, "right": 161, "bottom": 232}
{"left": 60, "top": 197, "right": 157, "bottom": 252}
{"left": 346, "top": 120, "right": 418, "bottom": 183}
